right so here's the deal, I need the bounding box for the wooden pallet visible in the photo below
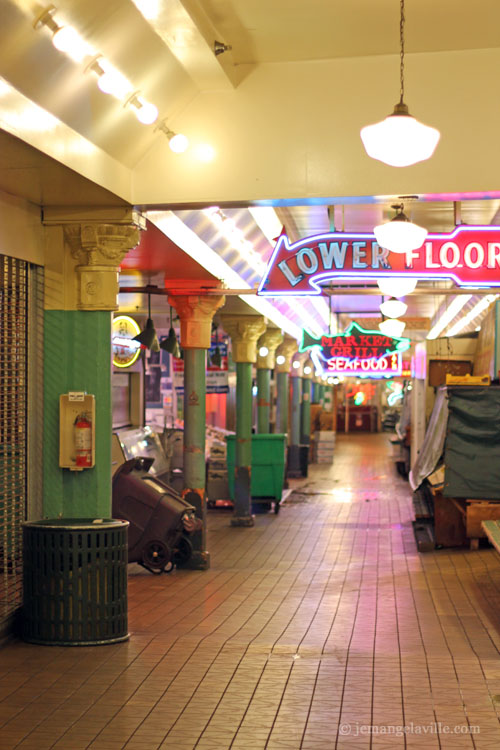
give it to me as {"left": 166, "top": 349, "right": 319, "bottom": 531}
{"left": 482, "top": 520, "right": 500, "bottom": 555}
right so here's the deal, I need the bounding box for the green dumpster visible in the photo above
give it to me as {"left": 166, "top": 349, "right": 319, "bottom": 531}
{"left": 226, "top": 434, "right": 286, "bottom": 510}
{"left": 22, "top": 518, "right": 129, "bottom": 646}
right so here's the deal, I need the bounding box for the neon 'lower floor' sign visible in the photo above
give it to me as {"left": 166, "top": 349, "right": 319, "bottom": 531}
{"left": 258, "top": 225, "right": 500, "bottom": 294}
{"left": 301, "top": 322, "right": 411, "bottom": 378}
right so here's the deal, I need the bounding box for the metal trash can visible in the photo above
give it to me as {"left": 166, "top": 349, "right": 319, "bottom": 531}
{"left": 22, "top": 518, "right": 129, "bottom": 646}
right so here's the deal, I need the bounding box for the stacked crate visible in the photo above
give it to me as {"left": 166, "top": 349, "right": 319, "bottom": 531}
{"left": 311, "top": 430, "right": 336, "bottom": 463}
{"left": 206, "top": 428, "right": 231, "bottom": 500}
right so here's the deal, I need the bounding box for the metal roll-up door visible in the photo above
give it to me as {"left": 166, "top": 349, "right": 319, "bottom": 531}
{"left": 0, "top": 256, "right": 41, "bottom": 639}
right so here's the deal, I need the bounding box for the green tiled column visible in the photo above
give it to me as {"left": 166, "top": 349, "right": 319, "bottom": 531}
{"left": 43, "top": 310, "right": 112, "bottom": 518}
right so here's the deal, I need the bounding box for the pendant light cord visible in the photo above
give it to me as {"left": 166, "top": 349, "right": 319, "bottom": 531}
{"left": 399, "top": 0, "right": 405, "bottom": 105}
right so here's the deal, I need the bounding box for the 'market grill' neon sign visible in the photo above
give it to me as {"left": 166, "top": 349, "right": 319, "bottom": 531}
{"left": 301, "top": 322, "right": 411, "bottom": 378}
{"left": 258, "top": 225, "right": 500, "bottom": 295}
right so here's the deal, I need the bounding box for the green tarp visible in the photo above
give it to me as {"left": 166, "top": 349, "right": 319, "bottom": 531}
{"left": 444, "top": 386, "right": 500, "bottom": 499}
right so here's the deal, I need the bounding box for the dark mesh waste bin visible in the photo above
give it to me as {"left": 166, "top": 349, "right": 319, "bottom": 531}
{"left": 22, "top": 518, "right": 129, "bottom": 646}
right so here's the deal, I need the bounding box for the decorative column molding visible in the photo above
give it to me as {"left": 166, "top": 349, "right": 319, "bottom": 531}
{"left": 168, "top": 294, "right": 226, "bottom": 348}
{"left": 64, "top": 223, "right": 141, "bottom": 310}
{"left": 256, "top": 328, "right": 283, "bottom": 370}
{"left": 220, "top": 315, "right": 267, "bottom": 362}
{"left": 276, "top": 337, "right": 298, "bottom": 373}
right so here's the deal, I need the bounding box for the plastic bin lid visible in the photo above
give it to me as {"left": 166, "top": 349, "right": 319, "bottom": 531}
{"left": 22, "top": 518, "right": 129, "bottom": 530}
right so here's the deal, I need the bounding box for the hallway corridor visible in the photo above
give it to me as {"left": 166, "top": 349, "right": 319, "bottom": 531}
{"left": 1, "top": 434, "right": 500, "bottom": 749}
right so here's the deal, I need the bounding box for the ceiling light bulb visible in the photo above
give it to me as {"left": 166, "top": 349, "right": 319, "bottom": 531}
{"left": 292, "top": 360, "right": 301, "bottom": 369}
{"left": 276, "top": 355, "right": 286, "bottom": 365}
{"left": 377, "top": 277, "right": 417, "bottom": 297}
{"left": 52, "top": 26, "right": 93, "bottom": 62}
{"left": 169, "top": 133, "right": 189, "bottom": 153}
{"left": 195, "top": 144, "right": 216, "bottom": 162}
{"left": 374, "top": 204, "right": 427, "bottom": 253}
{"left": 97, "top": 66, "right": 133, "bottom": 99}
{"left": 379, "top": 298, "right": 408, "bottom": 318}
{"left": 134, "top": 99, "right": 158, "bottom": 125}
{"left": 361, "top": 106, "right": 440, "bottom": 167}
{"left": 259, "top": 346, "right": 269, "bottom": 357}
{"left": 379, "top": 319, "right": 406, "bottom": 337}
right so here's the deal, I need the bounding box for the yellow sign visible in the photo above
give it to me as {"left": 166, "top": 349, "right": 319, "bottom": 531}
{"left": 112, "top": 315, "right": 141, "bottom": 368}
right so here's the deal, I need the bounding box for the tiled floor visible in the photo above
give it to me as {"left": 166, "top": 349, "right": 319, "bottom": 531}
{"left": 2, "top": 433, "right": 500, "bottom": 749}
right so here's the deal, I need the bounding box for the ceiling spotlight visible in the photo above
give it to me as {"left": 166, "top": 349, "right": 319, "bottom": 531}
{"left": 155, "top": 120, "right": 189, "bottom": 152}
{"left": 214, "top": 40, "right": 232, "bottom": 56}
{"left": 377, "top": 277, "right": 417, "bottom": 297}
{"left": 380, "top": 297, "right": 408, "bottom": 318}
{"left": 33, "top": 5, "right": 94, "bottom": 63}
{"left": 126, "top": 92, "right": 158, "bottom": 124}
{"left": 374, "top": 203, "right": 427, "bottom": 253}
{"left": 160, "top": 307, "right": 181, "bottom": 357}
{"left": 360, "top": 0, "right": 440, "bottom": 166}
{"left": 133, "top": 318, "right": 156, "bottom": 349}
{"left": 379, "top": 319, "right": 406, "bottom": 338}
{"left": 209, "top": 346, "right": 222, "bottom": 368}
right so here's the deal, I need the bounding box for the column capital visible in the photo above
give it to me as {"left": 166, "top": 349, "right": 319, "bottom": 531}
{"left": 257, "top": 328, "right": 283, "bottom": 370}
{"left": 276, "top": 337, "right": 298, "bottom": 373}
{"left": 63, "top": 223, "right": 141, "bottom": 310}
{"left": 220, "top": 315, "right": 267, "bottom": 363}
{"left": 168, "top": 294, "right": 226, "bottom": 349}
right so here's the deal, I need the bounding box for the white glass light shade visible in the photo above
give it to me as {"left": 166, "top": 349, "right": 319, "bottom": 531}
{"left": 276, "top": 355, "right": 286, "bottom": 365}
{"left": 52, "top": 26, "right": 93, "bottom": 62}
{"left": 377, "top": 277, "right": 417, "bottom": 297}
{"left": 259, "top": 346, "right": 269, "bottom": 357}
{"left": 374, "top": 218, "right": 427, "bottom": 253}
{"left": 379, "top": 319, "right": 406, "bottom": 337}
{"left": 379, "top": 298, "right": 408, "bottom": 319}
{"left": 360, "top": 112, "right": 440, "bottom": 167}
{"left": 169, "top": 133, "right": 189, "bottom": 153}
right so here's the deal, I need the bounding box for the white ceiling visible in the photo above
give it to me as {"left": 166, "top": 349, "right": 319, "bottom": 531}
{"left": 2, "top": 0, "right": 500, "bottom": 338}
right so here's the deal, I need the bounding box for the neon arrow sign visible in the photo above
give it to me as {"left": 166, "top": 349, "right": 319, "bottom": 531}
{"left": 301, "top": 321, "right": 411, "bottom": 377}
{"left": 257, "top": 226, "right": 500, "bottom": 295}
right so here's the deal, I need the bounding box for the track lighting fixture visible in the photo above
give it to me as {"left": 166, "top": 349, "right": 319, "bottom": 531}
{"left": 155, "top": 120, "right": 189, "bottom": 153}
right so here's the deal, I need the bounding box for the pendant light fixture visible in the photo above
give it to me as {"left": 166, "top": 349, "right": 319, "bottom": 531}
{"left": 374, "top": 203, "right": 427, "bottom": 253}
{"left": 133, "top": 294, "right": 157, "bottom": 349}
{"left": 377, "top": 277, "right": 417, "bottom": 297}
{"left": 379, "top": 318, "right": 406, "bottom": 337}
{"left": 209, "top": 324, "right": 222, "bottom": 368}
{"left": 360, "top": 0, "right": 440, "bottom": 167}
{"left": 380, "top": 297, "right": 408, "bottom": 319}
{"left": 160, "top": 306, "right": 181, "bottom": 358}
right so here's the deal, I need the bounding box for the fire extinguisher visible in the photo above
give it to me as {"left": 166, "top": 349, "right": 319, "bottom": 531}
{"left": 74, "top": 412, "right": 92, "bottom": 468}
